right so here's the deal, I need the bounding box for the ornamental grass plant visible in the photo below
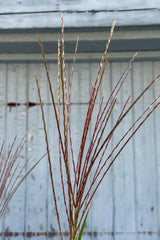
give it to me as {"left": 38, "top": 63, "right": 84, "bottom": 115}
{"left": 0, "top": 133, "right": 44, "bottom": 219}
{"left": 35, "top": 15, "right": 160, "bottom": 240}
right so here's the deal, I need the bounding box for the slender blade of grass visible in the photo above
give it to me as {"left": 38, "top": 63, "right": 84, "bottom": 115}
{"left": 77, "top": 209, "right": 89, "bottom": 240}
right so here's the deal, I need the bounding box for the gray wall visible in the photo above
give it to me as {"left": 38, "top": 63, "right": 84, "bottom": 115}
{"left": 0, "top": 0, "right": 159, "bottom": 29}
{"left": 0, "top": 60, "right": 159, "bottom": 239}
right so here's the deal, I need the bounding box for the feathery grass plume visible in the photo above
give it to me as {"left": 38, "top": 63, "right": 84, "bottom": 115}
{"left": 36, "top": 15, "right": 160, "bottom": 240}
{"left": 0, "top": 134, "right": 45, "bottom": 219}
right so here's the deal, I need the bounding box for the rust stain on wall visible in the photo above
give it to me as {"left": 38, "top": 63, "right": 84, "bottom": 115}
{"left": 7, "top": 102, "right": 38, "bottom": 108}
{"left": 0, "top": 230, "right": 158, "bottom": 238}
{"left": 7, "top": 102, "right": 20, "bottom": 107}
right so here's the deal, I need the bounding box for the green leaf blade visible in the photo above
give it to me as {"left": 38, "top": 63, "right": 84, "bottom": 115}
{"left": 77, "top": 209, "right": 89, "bottom": 240}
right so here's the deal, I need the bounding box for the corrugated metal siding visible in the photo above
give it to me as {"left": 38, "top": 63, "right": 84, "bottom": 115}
{"left": 0, "top": 61, "right": 159, "bottom": 239}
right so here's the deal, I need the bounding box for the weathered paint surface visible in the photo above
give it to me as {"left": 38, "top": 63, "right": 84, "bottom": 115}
{"left": 0, "top": 0, "right": 159, "bottom": 28}
{"left": 0, "top": 61, "right": 159, "bottom": 240}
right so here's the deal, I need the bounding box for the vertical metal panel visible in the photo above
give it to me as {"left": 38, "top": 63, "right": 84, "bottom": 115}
{"left": 4, "top": 64, "right": 27, "bottom": 240}
{"left": 153, "top": 62, "right": 160, "bottom": 236}
{"left": 0, "top": 64, "right": 6, "bottom": 236}
{"left": 25, "top": 63, "right": 48, "bottom": 238}
{"left": 70, "top": 63, "right": 81, "bottom": 104}
{"left": 132, "top": 62, "right": 158, "bottom": 238}
{"left": 0, "top": 60, "right": 159, "bottom": 239}
{"left": 78, "top": 63, "right": 90, "bottom": 103}
{"left": 48, "top": 63, "right": 59, "bottom": 104}
{"left": 90, "top": 62, "right": 114, "bottom": 238}
{"left": 111, "top": 62, "right": 136, "bottom": 238}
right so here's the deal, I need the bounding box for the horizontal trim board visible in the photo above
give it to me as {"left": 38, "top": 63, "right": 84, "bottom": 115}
{"left": 0, "top": 9, "right": 160, "bottom": 29}
{"left": 1, "top": 25, "right": 160, "bottom": 34}
{"left": 0, "top": 39, "right": 160, "bottom": 54}
{"left": 0, "top": 8, "right": 158, "bottom": 15}
{"left": 1, "top": 30, "right": 160, "bottom": 43}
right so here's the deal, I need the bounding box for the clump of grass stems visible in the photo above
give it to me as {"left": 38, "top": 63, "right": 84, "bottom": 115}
{"left": 35, "top": 15, "right": 160, "bottom": 240}
{"left": 0, "top": 134, "right": 45, "bottom": 219}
